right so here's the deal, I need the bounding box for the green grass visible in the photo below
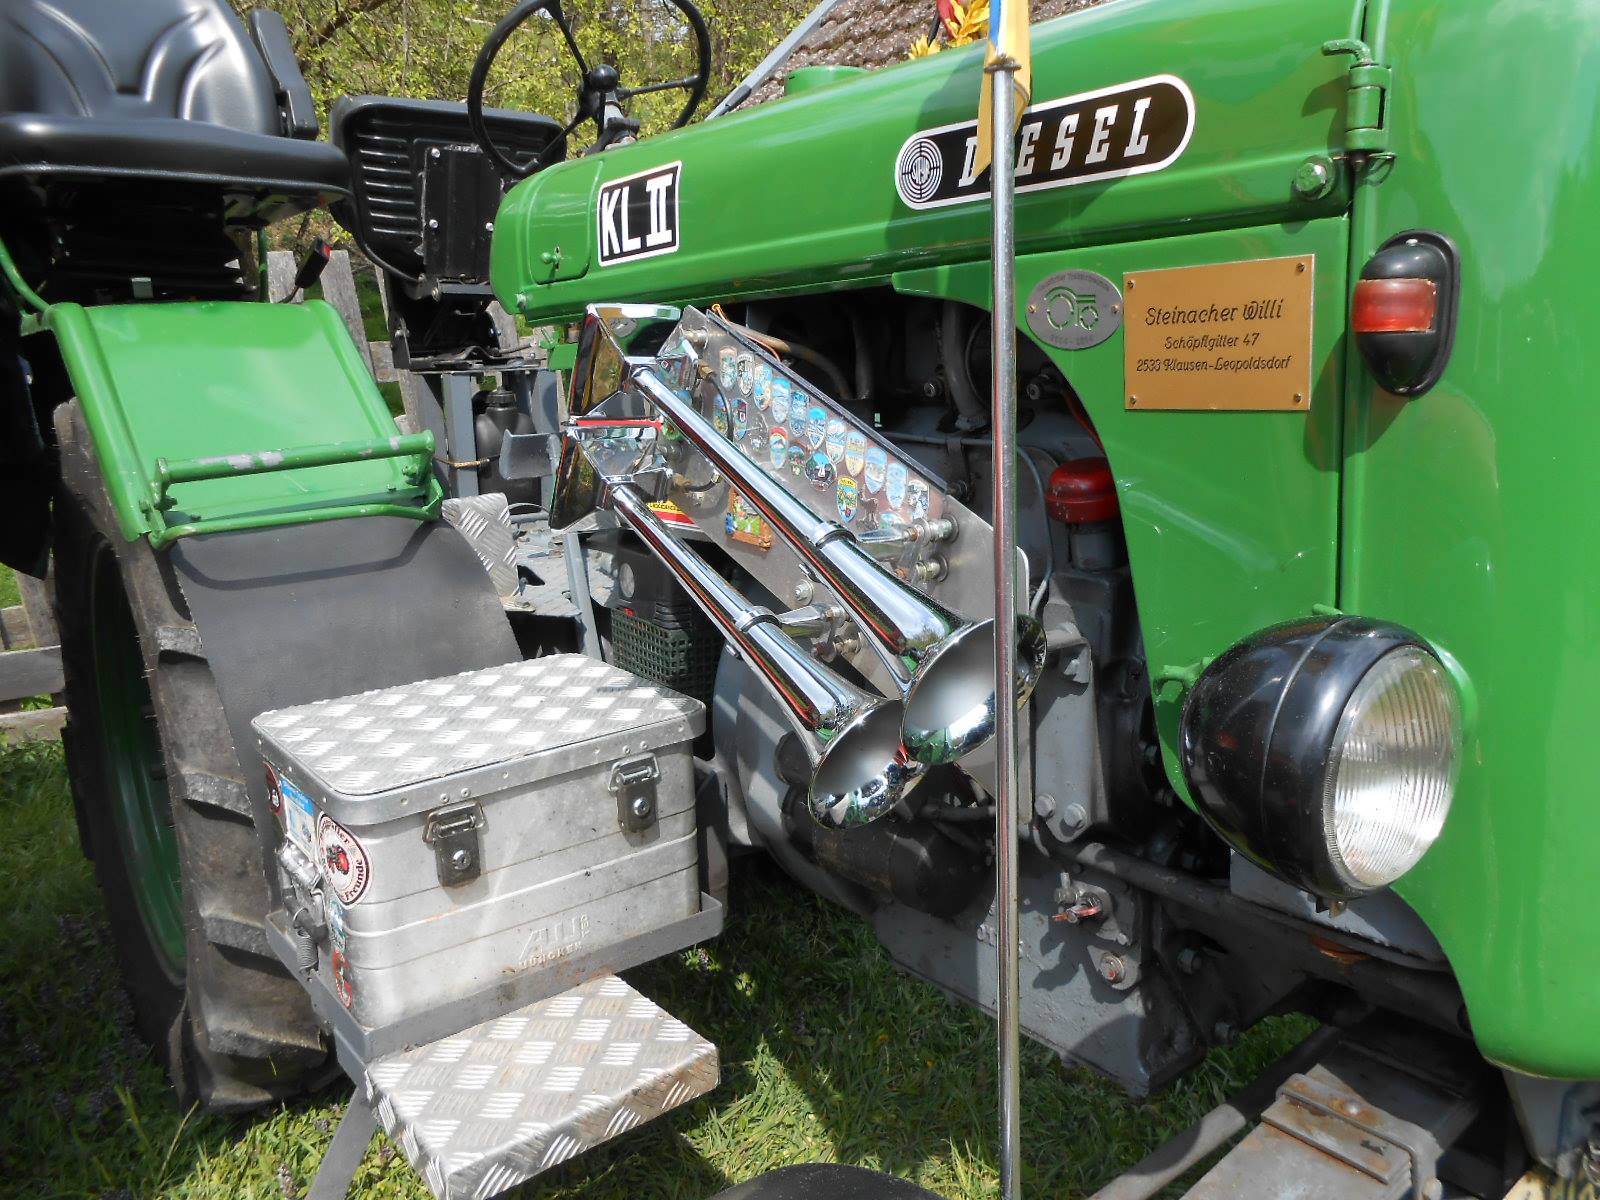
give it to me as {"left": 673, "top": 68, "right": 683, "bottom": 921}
{"left": 0, "top": 726, "right": 1313, "bottom": 1199}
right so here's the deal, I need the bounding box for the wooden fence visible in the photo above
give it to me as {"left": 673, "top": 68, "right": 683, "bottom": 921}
{"left": 0, "top": 568, "right": 64, "bottom": 743}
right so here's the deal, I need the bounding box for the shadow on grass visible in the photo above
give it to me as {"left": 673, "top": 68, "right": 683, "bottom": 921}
{"left": 0, "top": 739, "right": 1308, "bottom": 1199}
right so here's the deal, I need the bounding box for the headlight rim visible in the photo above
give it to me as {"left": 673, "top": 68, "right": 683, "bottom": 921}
{"left": 1180, "top": 616, "right": 1461, "bottom": 902}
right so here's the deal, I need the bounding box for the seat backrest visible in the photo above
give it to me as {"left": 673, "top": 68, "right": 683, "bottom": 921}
{"left": 0, "top": 0, "right": 279, "bottom": 133}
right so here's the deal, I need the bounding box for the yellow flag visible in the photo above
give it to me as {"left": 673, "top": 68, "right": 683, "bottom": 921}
{"left": 972, "top": 0, "right": 1032, "bottom": 178}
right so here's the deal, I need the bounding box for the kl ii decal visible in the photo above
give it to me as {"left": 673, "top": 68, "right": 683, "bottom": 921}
{"left": 894, "top": 75, "right": 1194, "bottom": 211}
{"left": 597, "top": 161, "right": 680, "bottom": 266}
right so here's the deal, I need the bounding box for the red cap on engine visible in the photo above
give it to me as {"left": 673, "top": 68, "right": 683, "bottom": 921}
{"left": 1046, "top": 458, "right": 1119, "bottom": 525}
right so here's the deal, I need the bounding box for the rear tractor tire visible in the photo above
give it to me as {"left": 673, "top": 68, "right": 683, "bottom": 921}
{"left": 53, "top": 401, "right": 328, "bottom": 1111}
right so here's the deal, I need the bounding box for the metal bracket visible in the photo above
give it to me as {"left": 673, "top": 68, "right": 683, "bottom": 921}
{"left": 611, "top": 753, "right": 660, "bottom": 832}
{"left": 307, "top": 1091, "right": 379, "bottom": 1200}
{"left": 423, "top": 802, "right": 485, "bottom": 886}
{"left": 499, "top": 431, "right": 563, "bottom": 480}
{"left": 1262, "top": 1071, "right": 1439, "bottom": 1197}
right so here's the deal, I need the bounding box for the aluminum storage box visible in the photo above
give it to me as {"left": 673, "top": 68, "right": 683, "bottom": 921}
{"left": 251, "top": 654, "right": 704, "bottom": 1031}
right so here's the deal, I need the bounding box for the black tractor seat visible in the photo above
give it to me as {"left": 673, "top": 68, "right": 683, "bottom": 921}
{"left": 0, "top": 112, "right": 350, "bottom": 220}
{"left": 0, "top": 0, "right": 350, "bottom": 226}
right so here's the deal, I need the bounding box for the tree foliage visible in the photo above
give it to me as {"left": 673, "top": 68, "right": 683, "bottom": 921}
{"left": 236, "top": 0, "right": 814, "bottom": 137}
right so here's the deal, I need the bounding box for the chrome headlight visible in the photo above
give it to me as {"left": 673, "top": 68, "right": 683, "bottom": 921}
{"left": 1180, "top": 617, "right": 1462, "bottom": 900}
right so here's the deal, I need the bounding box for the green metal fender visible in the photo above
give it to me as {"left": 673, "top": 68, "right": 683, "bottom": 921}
{"left": 1334, "top": 0, "right": 1600, "bottom": 1080}
{"left": 41, "top": 299, "right": 440, "bottom": 547}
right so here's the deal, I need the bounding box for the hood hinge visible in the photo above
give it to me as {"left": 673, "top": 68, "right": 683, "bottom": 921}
{"left": 1321, "top": 38, "right": 1394, "bottom": 161}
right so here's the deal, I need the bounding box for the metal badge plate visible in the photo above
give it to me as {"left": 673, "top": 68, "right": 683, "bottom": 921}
{"left": 1026, "top": 269, "right": 1123, "bottom": 350}
{"left": 1122, "top": 254, "right": 1316, "bottom": 411}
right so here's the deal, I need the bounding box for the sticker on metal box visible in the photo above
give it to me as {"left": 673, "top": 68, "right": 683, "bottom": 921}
{"left": 317, "top": 814, "right": 371, "bottom": 905}
{"left": 280, "top": 774, "right": 316, "bottom": 855}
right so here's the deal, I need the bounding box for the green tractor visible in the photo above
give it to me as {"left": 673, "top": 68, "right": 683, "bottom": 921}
{"left": 3, "top": 0, "right": 1597, "bottom": 1196}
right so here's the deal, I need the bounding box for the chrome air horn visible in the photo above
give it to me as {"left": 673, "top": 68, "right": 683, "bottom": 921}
{"left": 606, "top": 478, "right": 922, "bottom": 827}
{"left": 625, "top": 363, "right": 1047, "bottom": 767}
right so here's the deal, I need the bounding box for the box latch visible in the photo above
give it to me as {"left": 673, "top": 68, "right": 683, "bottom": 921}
{"left": 610, "top": 754, "right": 660, "bottom": 832}
{"left": 424, "top": 802, "right": 486, "bottom": 886}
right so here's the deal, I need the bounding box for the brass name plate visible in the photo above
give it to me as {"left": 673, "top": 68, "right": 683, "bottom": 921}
{"left": 1124, "top": 255, "right": 1314, "bottom": 411}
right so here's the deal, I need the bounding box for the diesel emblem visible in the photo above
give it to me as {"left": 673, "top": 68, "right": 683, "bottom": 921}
{"left": 893, "top": 75, "right": 1194, "bottom": 211}
{"left": 597, "top": 161, "right": 681, "bottom": 267}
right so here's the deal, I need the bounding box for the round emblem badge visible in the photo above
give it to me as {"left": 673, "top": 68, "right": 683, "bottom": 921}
{"left": 771, "top": 377, "right": 792, "bottom": 422}
{"left": 1024, "top": 269, "right": 1124, "bottom": 351}
{"left": 317, "top": 814, "right": 371, "bottom": 905}
{"left": 735, "top": 352, "right": 755, "bottom": 397}
{"left": 768, "top": 428, "right": 787, "bottom": 470}
{"left": 896, "top": 137, "right": 944, "bottom": 205}
{"left": 712, "top": 393, "right": 731, "bottom": 436}
{"left": 719, "top": 348, "right": 738, "bottom": 389}
{"left": 754, "top": 363, "right": 772, "bottom": 408}
{"left": 805, "top": 451, "right": 836, "bottom": 492}
{"left": 786, "top": 444, "right": 808, "bottom": 477}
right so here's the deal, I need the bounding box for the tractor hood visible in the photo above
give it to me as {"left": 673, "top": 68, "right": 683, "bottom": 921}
{"left": 491, "top": 0, "right": 1361, "bottom": 322}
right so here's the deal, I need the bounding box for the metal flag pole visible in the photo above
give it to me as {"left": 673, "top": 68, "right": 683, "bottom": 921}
{"left": 986, "top": 52, "right": 1024, "bottom": 1200}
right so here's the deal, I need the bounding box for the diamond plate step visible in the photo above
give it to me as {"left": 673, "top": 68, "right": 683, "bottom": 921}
{"left": 366, "top": 974, "right": 718, "bottom": 1200}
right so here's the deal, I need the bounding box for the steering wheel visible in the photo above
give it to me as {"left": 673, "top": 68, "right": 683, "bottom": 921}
{"left": 467, "top": 0, "right": 712, "bottom": 182}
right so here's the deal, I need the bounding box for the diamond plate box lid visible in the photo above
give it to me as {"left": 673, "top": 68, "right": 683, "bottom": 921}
{"left": 252, "top": 654, "right": 704, "bottom": 823}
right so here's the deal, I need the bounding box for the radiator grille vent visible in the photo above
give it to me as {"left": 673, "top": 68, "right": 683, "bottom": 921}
{"left": 333, "top": 100, "right": 565, "bottom": 284}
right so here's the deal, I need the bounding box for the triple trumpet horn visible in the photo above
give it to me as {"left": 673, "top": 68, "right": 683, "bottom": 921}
{"left": 628, "top": 365, "right": 1048, "bottom": 767}
{"left": 606, "top": 480, "right": 922, "bottom": 828}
